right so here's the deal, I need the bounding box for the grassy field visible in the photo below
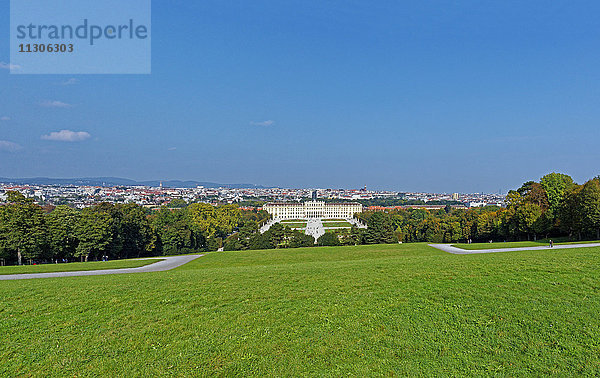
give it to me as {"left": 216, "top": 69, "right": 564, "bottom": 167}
{"left": 322, "top": 221, "right": 352, "bottom": 228}
{"left": 280, "top": 219, "right": 306, "bottom": 223}
{"left": 453, "top": 239, "right": 600, "bottom": 250}
{"left": 0, "top": 258, "right": 163, "bottom": 275}
{"left": 2, "top": 243, "right": 600, "bottom": 375}
{"left": 321, "top": 218, "right": 346, "bottom": 221}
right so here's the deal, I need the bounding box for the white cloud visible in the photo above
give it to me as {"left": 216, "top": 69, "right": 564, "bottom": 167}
{"left": 0, "top": 140, "right": 22, "bottom": 152}
{"left": 61, "top": 78, "right": 79, "bottom": 85}
{"left": 0, "top": 62, "right": 21, "bottom": 70}
{"left": 41, "top": 130, "right": 91, "bottom": 142}
{"left": 168, "top": 147, "right": 177, "bottom": 151}
{"left": 40, "top": 100, "right": 73, "bottom": 108}
{"left": 0, "top": 116, "right": 10, "bottom": 121}
{"left": 250, "top": 120, "right": 275, "bottom": 127}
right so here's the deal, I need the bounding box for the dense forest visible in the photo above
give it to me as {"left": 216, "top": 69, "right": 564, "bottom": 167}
{"left": 1, "top": 172, "right": 599, "bottom": 265}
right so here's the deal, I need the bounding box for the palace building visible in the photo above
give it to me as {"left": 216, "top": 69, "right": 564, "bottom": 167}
{"left": 263, "top": 201, "right": 363, "bottom": 220}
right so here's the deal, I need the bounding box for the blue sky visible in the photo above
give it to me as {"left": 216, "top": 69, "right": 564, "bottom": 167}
{"left": 1, "top": 0, "right": 600, "bottom": 192}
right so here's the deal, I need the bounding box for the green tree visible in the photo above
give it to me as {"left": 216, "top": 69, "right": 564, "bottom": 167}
{"left": 518, "top": 181, "right": 549, "bottom": 210}
{"left": 46, "top": 205, "right": 79, "bottom": 260}
{"left": 118, "top": 203, "right": 156, "bottom": 258}
{"left": 265, "top": 223, "right": 287, "bottom": 248}
{"left": 540, "top": 172, "right": 574, "bottom": 217}
{"left": 317, "top": 231, "right": 340, "bottom": 246}
{"left": 290, "top": 231, "right": 315, "bottom": 248}
{"left": 559, "top": 185, "right": 584, "bottom": 240}
{"left": 75, "top": 208, "right": 112, "bottom": 261}
{"left": 223, "top": 219, "right": 260, "bottom": 251}
{"left": 167, "top": 198, "right": 187, "bottom": 208}
{"left": 223, "top": 234, "right": 244, "bottom": 251}
{"left": 350, "top": 226, "right": 363, "bottom": 245}
{"left": 579, "top": 179, "right": 600, "bottom": 239}
{"left": 248, "top": 232, "right": 274, "bottom": 250}
{"left": 364, "top": 212, "right": 396, "bottom": 244}
{"left": 0, "top": 191, "right": 47, "bottom": 265}
{"left": 151, "top": 207, "right": 203, "bottom": 254}
{"left": 514, "top": 203, "right": 543, "bottom": 240}
{"left": 187, "top": 203, "right": 241, "bottom": 248}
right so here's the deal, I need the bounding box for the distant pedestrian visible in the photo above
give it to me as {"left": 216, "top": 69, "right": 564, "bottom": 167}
{"left": 549, "top": 240, "right": 554, "bottom": 248}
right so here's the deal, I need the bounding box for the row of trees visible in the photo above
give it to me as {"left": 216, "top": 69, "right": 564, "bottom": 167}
{"left": 354, "top": 173, "right": 600, "bottom": 244}
{"left": 0, "top": 192, "right": 270, "bottom": 265}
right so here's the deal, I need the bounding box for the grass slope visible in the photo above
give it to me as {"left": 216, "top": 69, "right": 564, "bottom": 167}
{"left": 1, "top": 244, "right": 600, "bottom": 375}
{"left": 0, "top": 258, "right": 163, "bottom": 275}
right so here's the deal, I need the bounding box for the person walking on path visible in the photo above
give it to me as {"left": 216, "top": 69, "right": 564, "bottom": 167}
{"left": 549, "top": 240, "right": 554, "bottom": 248}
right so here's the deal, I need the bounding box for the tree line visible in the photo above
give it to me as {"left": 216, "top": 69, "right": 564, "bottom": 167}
{"left": 0, "top": 191, "right": 270, "bottom": 265}
{"left": 356, "top": 172, "right": 600, "bottom": 244}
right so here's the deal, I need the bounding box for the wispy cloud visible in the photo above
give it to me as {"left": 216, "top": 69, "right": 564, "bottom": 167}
{"left": 0, "top": 116, "right": 10, "bottom": 121}
{"left": 168, "top": 147, "right": 177, "bottom": 151}
{"left": 61, "top": 78, "right": 79, "bottom": 86}
{"left": 0, "top": 62, "right": 21, "bottom": 70}
{"left": 250, "top": 120, "right": 275, "bottom": 127}
{"left": 0, "top": 140, "right": 22, "bottom": 152}
{"left": 40, "top": 100, "right": 73, "bottom": 108}
{"left": 41, "top": 130, "right": 91, "bottom": 142}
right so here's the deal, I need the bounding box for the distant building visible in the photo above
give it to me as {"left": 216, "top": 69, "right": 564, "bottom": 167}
{"left": 312, "top": 190, "right": 318, "bottom": 200}
{"left": 468, "top": 202, "right": 487, "bottom": 207}
{"left": 263, "top": 200, "right": 362, "bottom": 219}
{"left": 452, "top": 193, "right": 459, "bottom": 200}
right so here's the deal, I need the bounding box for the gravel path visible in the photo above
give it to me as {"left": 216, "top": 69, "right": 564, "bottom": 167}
{"left": 0, "top": 254, "right": 204, "bottom": 281}
{"left": 429, "top": 243, "right": 600, "bottom": 254}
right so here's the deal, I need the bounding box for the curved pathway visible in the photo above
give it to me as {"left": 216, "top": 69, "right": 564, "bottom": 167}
{"left": 429, "top": 243, "right": 600, "bottom": 255}
{"left": 0, "top": 254, "right": 204, "bottom": 281}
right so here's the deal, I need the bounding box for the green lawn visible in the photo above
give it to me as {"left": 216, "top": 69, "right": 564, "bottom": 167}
{"left": 453, "top": 239, "right": 600, "bottom": 250}
{"left": 0, "top": 258, "right": 163, "bottom": 275}
{"left": 280, "top": 219, "right": 306, "bottom": 223}
{"left": 2, "top": 243, "right": 600, "bottom": 375}
{"left": 281, "top": 222, "right": 307, "bottom": 229}
{"left": 322, "top": 221, "right": 352, "bottom": 228}
{"left": 321, "top": 218, "right": 346, "bottom": 222}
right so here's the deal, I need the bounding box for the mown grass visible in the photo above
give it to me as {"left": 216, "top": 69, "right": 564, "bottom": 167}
{"left": 453, "top": 239, "right": 600, "bottom": 250}
{"left": 322, "top": 221, "right": 352, "bottom": 228}
{"left": 281, "top": 222, "right": 307, "bottom": 229}
{"left": 0, "top": 258, "right": 163, "bottom": 275}
{"left": 1, "top": 243, "right": 600, "bottom": 375}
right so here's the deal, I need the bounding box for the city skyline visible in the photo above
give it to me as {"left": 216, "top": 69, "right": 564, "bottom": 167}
{"left": 0, "top": 173, "right": 574, "bottom": 195}
{"left": 2, "top": 1, "right": 600, "bottom": 192}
